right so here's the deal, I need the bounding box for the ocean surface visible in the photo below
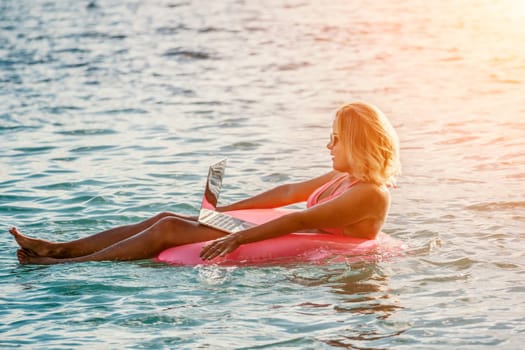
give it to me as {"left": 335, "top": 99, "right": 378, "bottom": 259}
{"left": 1, "top": 0, "right": 524, "bottom": 348}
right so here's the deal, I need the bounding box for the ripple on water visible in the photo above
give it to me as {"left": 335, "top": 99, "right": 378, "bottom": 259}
{"left": 93, "top": 108, "right": 148, "bottom": 115}
{"left": 69, "top": 145, "right": 117, "bottom": 154}
{"left": 0, "top": 123, "right": 42, "bottom": 132}
{"left": 13, "top": 146, "right": 56, "bottom": 155}
{"left": 466, "top": 201, "right": 525, "bottom": 211}
{"left": 420, "top": 256, "right": 480, "bottom": 269}
{"left": 34, "top": 179, "right": 106, "bottom": 190}
{"left": 220, "top": 141, "right": 261, "bottom": 152}
{"left": 56, "top": 128, "right": 117, "bottom": 136}
{"left": 162, "top": 48, "right": 213, "bottom": 60}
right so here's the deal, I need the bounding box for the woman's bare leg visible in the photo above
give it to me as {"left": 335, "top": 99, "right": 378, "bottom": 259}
{"left": 16, "top": 216, "right": 225, "bottom": 265}
{"left": 10, "top": 212, "right": 193, "bottom": 258}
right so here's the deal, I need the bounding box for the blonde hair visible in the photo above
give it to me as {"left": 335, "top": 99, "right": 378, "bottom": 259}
{"left": 335, "top": 102, "right": 401, "bottom": 185}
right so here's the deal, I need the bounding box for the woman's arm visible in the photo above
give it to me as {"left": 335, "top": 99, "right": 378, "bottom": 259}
{"left": 217, "top": 171, "right": 338, "bottom": 212}
{"left": 200, "top": 182, "right": 388, "bottom": 260}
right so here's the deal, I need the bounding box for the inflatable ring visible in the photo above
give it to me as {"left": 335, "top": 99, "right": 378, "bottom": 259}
{"left": 155, "top": 209, "right": 404, "bottom": 266}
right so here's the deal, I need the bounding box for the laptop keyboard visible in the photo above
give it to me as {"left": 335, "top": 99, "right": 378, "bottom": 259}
{"left": 200, "top": 210, "right": 255, "bottom": 232}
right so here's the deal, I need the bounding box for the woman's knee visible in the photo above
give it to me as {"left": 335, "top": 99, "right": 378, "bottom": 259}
{"left": 153, "top": 211, "right": 177, "bottom": 222}
{"left": 155, "top": 216, "right": 186, "bottom": 233}
{"left": 152, "top": 216, "right": 190, "bottom": 246}
{"left": 134, "top": 212, "right": 177, "bottom": 233}
{"left": 152, "top": 216, "right": 223, "bottom": 247}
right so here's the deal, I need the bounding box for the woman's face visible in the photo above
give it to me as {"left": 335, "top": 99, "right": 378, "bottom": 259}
{"left": 327, "top": 120, "right": 351, "bottom": 172}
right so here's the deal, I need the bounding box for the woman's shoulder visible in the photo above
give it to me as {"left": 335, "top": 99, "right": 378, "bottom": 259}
{"left": 350, "top": 181, "right": 390, "bottom": 206}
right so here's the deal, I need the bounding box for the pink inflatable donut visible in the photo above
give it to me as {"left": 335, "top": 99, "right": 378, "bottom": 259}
{"left": 155, "top": 209, "right": 404, "bottom": 266}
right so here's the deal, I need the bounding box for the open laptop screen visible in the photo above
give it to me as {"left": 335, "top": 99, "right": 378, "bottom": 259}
{"left": 200, "top": 159, "right": 227, "bottom": 210}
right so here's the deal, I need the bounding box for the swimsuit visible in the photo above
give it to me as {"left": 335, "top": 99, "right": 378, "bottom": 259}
{"left": 306, "top": 174, "right": 360, "bottom": 235}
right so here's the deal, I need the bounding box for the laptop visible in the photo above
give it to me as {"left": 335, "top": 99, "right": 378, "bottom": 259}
{"left": 197, "top": 159, "right": 256, "bottom": 233}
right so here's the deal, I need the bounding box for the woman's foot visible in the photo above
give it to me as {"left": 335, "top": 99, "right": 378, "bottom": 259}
{"left": 17, "top": 249, "right": 63, "bottom": 265}
{"left": 9, "top": 227, "right": 59, "bottom": 257}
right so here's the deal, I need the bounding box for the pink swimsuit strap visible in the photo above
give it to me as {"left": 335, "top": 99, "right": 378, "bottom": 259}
{"left": 306, "top": 174, "right": 360, "bottom": 235}
{"left": 307, "top": 174, "right": 359, "bottom": 208}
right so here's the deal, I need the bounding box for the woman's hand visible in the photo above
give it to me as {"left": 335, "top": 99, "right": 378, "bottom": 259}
{"left": 200, "top": 233, "right": 242, "bottom": 261}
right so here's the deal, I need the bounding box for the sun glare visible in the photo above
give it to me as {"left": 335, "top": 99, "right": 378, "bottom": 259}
{"left": 501, "top": 0, "right": 525, "bottom": 24}
{"left": 509, "top": 0, "right": 525, "bottom": 13}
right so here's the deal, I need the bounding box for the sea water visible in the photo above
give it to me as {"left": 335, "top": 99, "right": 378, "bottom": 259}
{"left": 1, "top": 0, "right": 524, "bottom": 348}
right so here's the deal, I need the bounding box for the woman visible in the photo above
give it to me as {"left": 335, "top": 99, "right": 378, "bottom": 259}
{"left": 10, "top": 102, "right": 401, "bottom": 264}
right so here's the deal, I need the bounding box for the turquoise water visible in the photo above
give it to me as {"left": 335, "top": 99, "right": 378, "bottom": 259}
{"left": 1, "top": 0, "right": 524, "bottom": 348}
